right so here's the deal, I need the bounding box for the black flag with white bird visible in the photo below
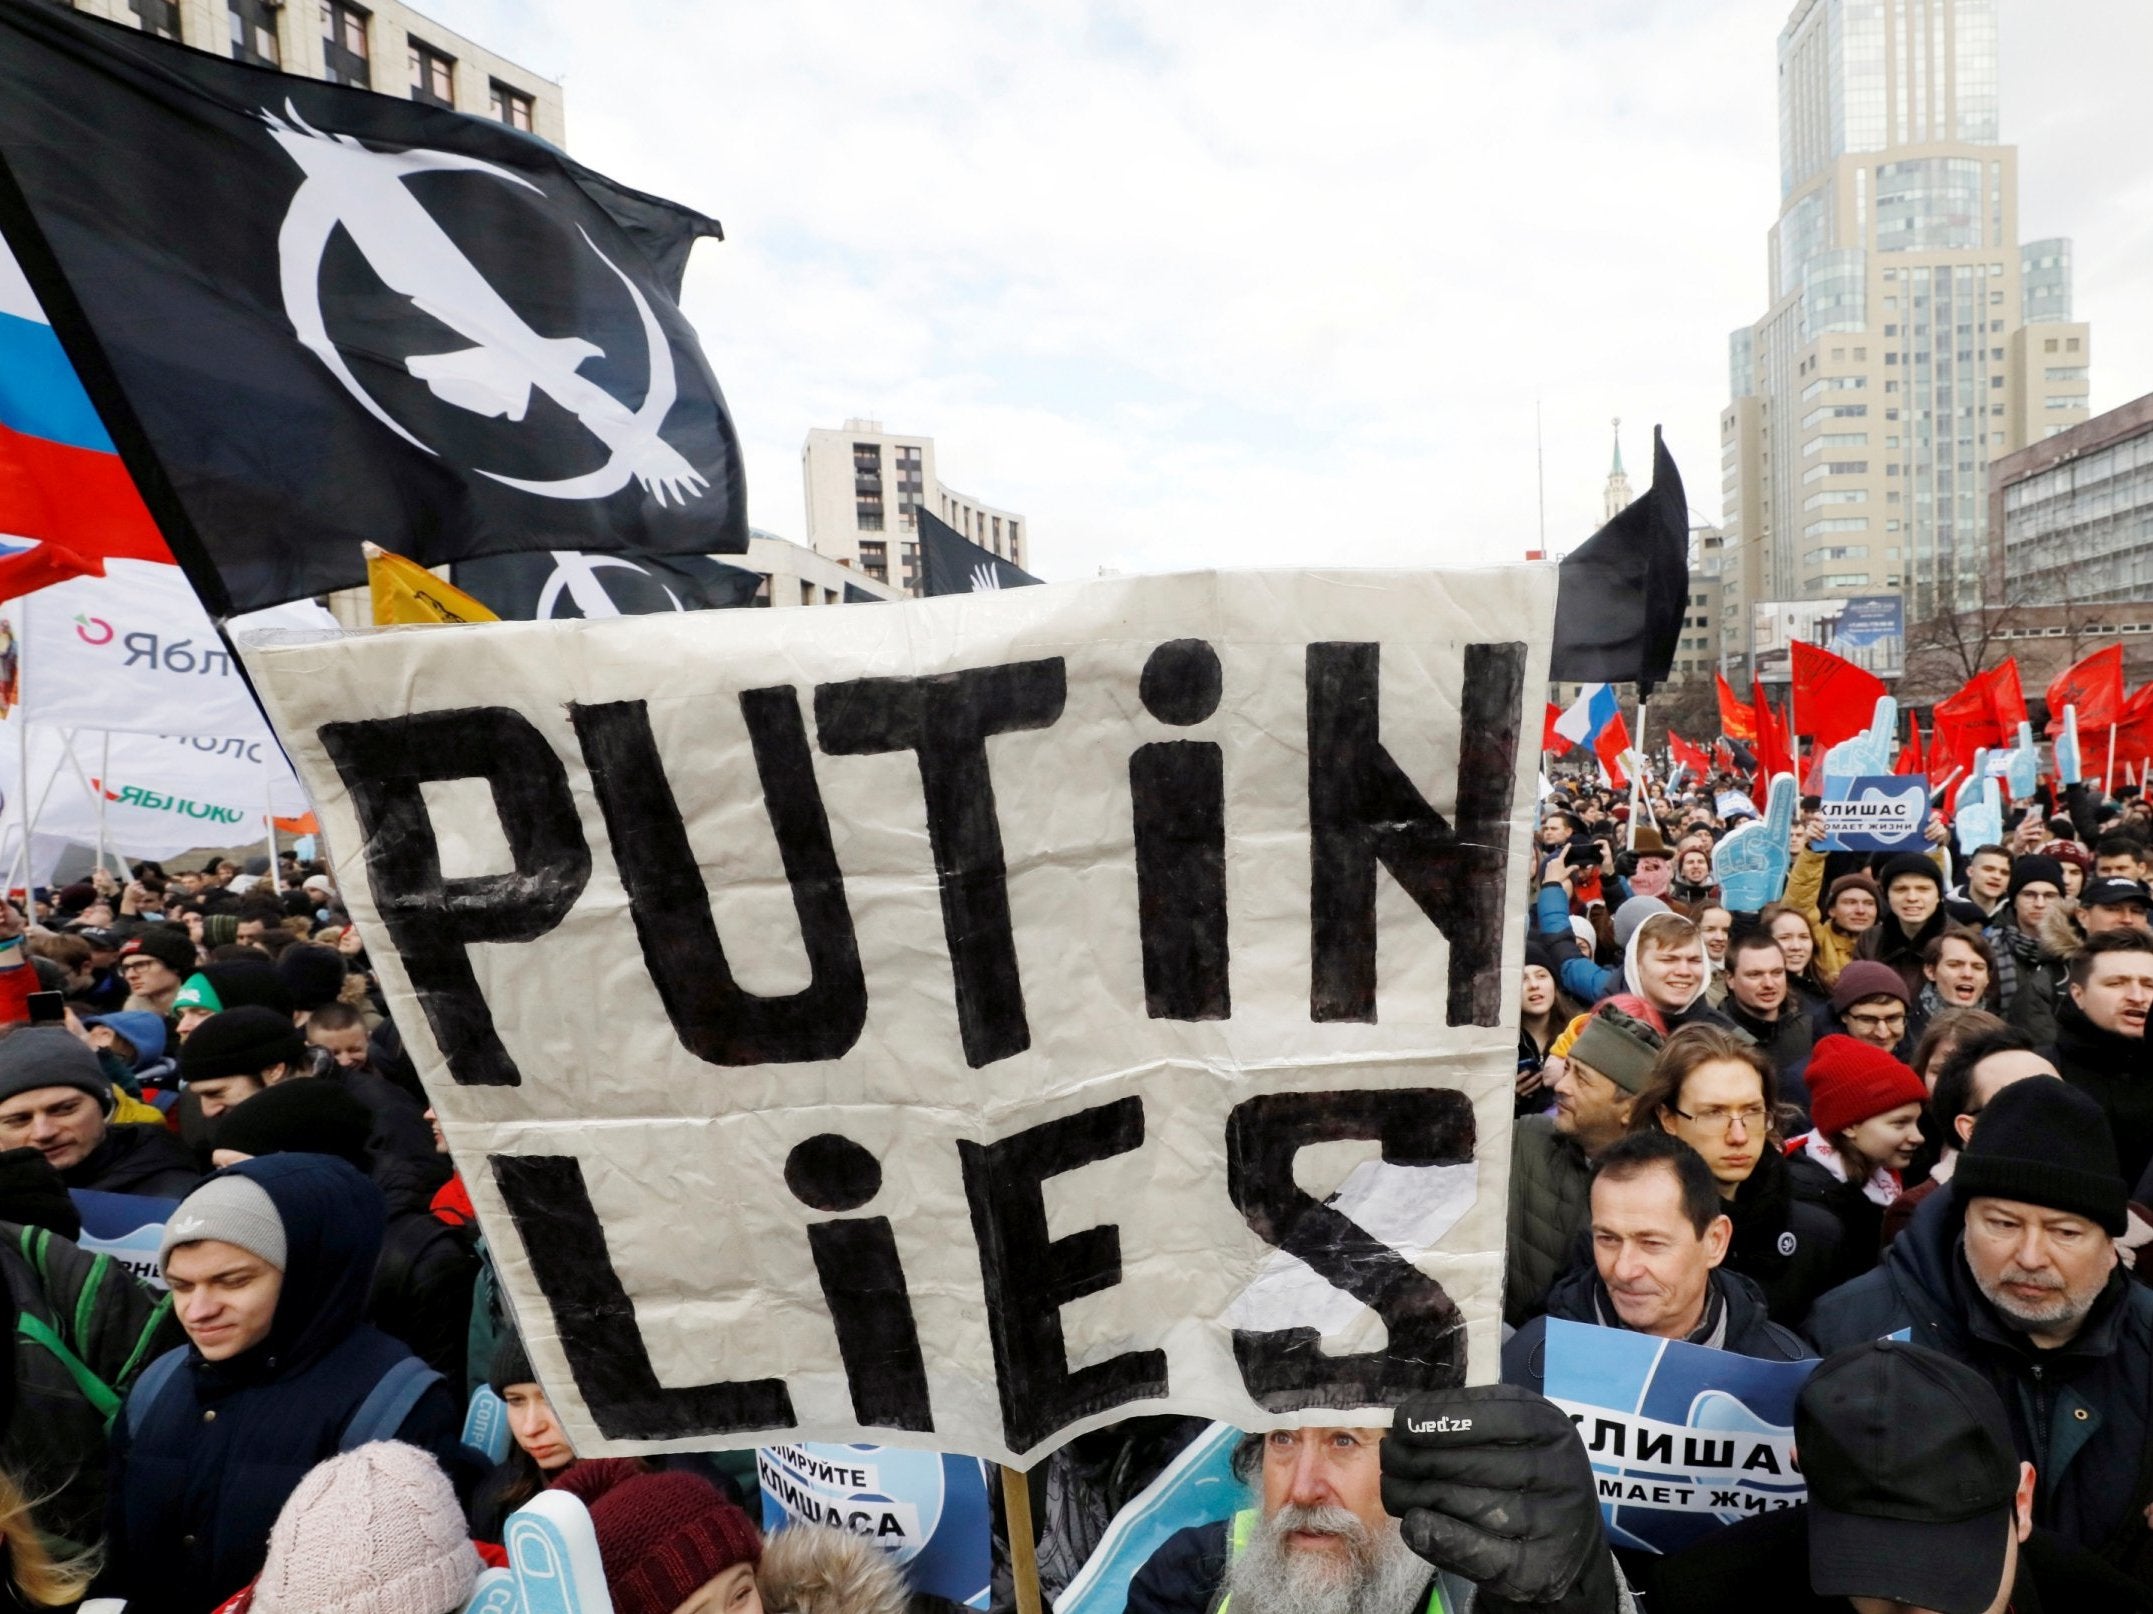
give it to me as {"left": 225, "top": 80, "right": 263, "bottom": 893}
{"left": 916, "top": 506, "right": 1041, "bottom": 596}
{"left": 0, "top": 0, "right": 747, "bottom": 615}
{"left": 453, "top": 548, "right": 762, "bottom": 618}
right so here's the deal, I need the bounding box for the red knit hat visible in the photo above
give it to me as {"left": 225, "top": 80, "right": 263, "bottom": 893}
{"left": 1805, "top": 1034, "right": 1927, "bottom": 1138}
{"left": 573, "top": 1468, "right": 761, "bottom": 1614}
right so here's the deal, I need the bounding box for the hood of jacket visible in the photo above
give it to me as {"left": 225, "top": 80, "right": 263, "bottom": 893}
{"left": 1623, "top": 915, "right": 1709, "bottom": 1014}
{"left": 2038, "top": 900, "right": 2090, "bottom": 966}
{"left": 197, "top": 1151, "right": 387, "bottom": 1385}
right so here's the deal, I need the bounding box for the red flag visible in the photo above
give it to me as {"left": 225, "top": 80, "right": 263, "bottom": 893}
{"left": 2112, "top": 683, "right": 2153, "bottom": 769}
{"left": 1543, "top": 702, "right": 1568, "bottom": 754}
{"left": 1791, "top": 639, "right": 1888, "bottom": 749}
{"left": 1802, "top": 739, "right": 1829, "bottom": 796}
{"left": 2045, "top": 645, "right": 2125, "bottom": 736}
{"left": 1668, "top": 730, "right": 1710, "bottom": 783}
{"left": 1716, "top": 670, "right": 1757, "bottom": 743}
{"left": 1714, "top": 739, "right": 1735, "bottom": 774}
{"left": 1932, "top": 660, "right": 2027, "bottom": 789}
{"left": 1895, "top": 715, "right": 1925, "bottom": 777}
{"left": 1751, "top": 678, "right": 1793, "bottom": 781}
{"left": 1596, "top": 712, "right": 1633, "bottom": 790}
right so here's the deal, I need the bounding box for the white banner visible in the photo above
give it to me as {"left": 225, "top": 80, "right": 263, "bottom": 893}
{"left": 0, "top": 717, "right": 307, "bottom": 878}
{"left": 20, "top": 559, "right": 333, "bottom": 739}
{"left": 239, "top": 568, "right": 1548, "bottom": 1464}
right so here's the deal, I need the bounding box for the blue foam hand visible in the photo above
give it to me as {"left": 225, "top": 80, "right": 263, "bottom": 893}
{"left": 1955, "top": 750, "right": 2004, "bottom": 853}
{"left": 506, "top": 1490, "right": 615, "bottom": 1614}
{"left": 463, "top": 1568, "right": 518, "bottom": 1614}
{"left": 1713, "top": 774, "right": 1797, "bottom": 911}
{"left": 1821, "top": 695, "right": 1899, "bottom": 799}
{"left": 463, "top": 1386, "right": 512, "bottom": 1465}
{"left": 2056, "top": 705, "right": 2083, "bottom": 788}
{"left": 2000, "top": 720, "right": 2039, "bottom": 799}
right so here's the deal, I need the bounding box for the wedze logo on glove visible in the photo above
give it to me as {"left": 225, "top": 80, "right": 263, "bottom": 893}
{"left": 1403, "top": 1416, "right": 1473, "bottom": 1434}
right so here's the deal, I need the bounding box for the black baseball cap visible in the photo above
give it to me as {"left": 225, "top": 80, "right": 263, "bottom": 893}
{"left": 2081, "top": 876, "right": 2153, "bottom": 910}
{"left": 1800, "top": 1342, "right": 2021, "bottom": 1614}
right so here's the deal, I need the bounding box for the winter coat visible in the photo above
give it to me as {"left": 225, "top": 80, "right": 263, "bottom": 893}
{"left": 1722, "top": 998, "right": 1814, "bottom": 1080}
{"left": 1503, "top": 1264, "right": 1811, "bottom": 1393}
{"left": 1990, "top": 905, "right": 2077, "bottom": 1047}
{"left": 1783, "top": 851, "right": 1864, "bottom": 986}
{"left": 57, "top": 1121, "right": 201, "bottom": 1200}
{"left": 324, "top": 1061, "right": 443, "bottom": 1179}
{"left": 368, "top": 1152, "right": 481, "bottom": 1386}
{"left": 1537, "top": 883, "right": 1624, "bottom": 1005}
{"left": 2047, "top": 998, "right": 2153, "bottom": 1192}
{"left": 1783, "top": 1137, "right": 1893, "bottom": 1292}
{"left": 1721, "top": 1145, "right": 1843, "bottom": 1327}
{"left": 1640, "top": 1500, "right": 2153, "bottom": 1614}
{"left": 106, "top": 1154, "right": 467, "bottom": 1614}
{"left": 1505, "top": 1115, "right": 1594, "bottom": 1327}
{"left": 3, "top": 1220, "right": 180, "bottom": 1553}
{"left": 1853, "top": 906, "right": 1949, "bottom": 1003}
{"left": 1806, "top": 1184, "right": 2153, "bottom": 1579}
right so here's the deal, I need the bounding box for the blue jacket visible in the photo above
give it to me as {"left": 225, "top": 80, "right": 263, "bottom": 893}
{"left": 1536, "top": 884, "right": 1621, "bottom": 1004}
{"left": 1806, "top": 1183, "right": 2153, "bottom": 1577}
{"left": 106, "top": 1153, "right": 466, "bottom": 1614}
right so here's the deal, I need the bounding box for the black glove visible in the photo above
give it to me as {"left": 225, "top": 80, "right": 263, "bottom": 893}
{"left": 0, "top": 1146, "right": 81, "bottom": 1239}
{"left": 1381, "top": 1383, "right": 1620, "bottom": 1614}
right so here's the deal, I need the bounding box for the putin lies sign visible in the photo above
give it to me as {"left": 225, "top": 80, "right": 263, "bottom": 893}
{"left": 240, "top": 567, "right": 1549, "bottom": 1464}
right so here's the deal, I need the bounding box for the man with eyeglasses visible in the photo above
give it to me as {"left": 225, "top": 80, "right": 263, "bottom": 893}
{"left": 1503, "top": 1129, "right": 1808, "bottom": 1394}
{"left": 1824, "top": 960, "right": 1912, "bottom": 1054}
{"left": 1882, "top": 1025, "right": 2059, "bottom": 1249}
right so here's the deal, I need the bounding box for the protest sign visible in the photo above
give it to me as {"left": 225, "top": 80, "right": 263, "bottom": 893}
{"left": 758, "top": 1442, "right": 991, "bottom": 1608}
{"left": 1543, "top": 1319, "right": 1817, "bottom": 1554}
{"left": 69, "top": 1189, "right": 177, "bottom": 1291}
{"left": 1817, "top": 774, "right": 1930, "bottom": 853}
{"left": 239, "top": 566, "right": 1549, "bottom": 1465}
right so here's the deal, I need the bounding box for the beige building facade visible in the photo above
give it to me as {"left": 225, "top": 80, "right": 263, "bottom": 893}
{"left": 1720, "top": 0, "right": 2091, "bottom": 672}
{"left": 66, "top": 0, "right": 564, "bottom": 147}
{"left": 803, "top": 420, "right": 1028, "bottom": 595}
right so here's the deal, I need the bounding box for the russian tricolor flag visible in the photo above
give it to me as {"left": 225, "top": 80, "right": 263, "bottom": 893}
{"left": 0, "top": 244, "right": 170, "bottom": 593}
{"left": 1552, "top": 683, "right": 1637, "bottom": 788}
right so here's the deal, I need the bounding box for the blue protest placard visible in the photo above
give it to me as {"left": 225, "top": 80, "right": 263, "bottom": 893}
{"left": 1817, "top": 774, "right": 1929, "bottom": 853}
{"left": 1057, "top": 1423, "right": 1250, "bottom": 1614}
{"left": 70, "top": 1188, "right": 178, "bottom": 1290}
{"left": 1542, "top": 1318, "right": 1817, "bottom": 1554}
{"left": 757, "top": 1442, "right": 992, "bottom": 1609}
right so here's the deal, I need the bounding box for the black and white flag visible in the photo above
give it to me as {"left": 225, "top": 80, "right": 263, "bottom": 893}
{"left": 454, "top": 549, "right": 761, "bottom": 618}
{"left": 0, "top": 2, "right": 747, "bottom": 615}
{"left": 916, "top": 507, "right": 1040, "bottom": 596}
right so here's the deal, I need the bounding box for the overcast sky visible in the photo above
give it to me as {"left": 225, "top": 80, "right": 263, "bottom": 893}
{"left": 424, "top": 0, "right": 2153, "bottom": 582}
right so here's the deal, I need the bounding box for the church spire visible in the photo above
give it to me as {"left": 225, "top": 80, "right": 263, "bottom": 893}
{"left": 1603, "top": 416, "right": 1634, "bottom": 523}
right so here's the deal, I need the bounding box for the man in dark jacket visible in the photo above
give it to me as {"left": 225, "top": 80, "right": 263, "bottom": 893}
{"left": 1719, "top": 931, "right": 1814, "bottom": 1080}
{"left": 1507, "top": 1004, "right": 1664, "bottom": 1326}
{"left": 1505, "top": 1131, "right": 1809, "bottom": 1392}
{"left": 1644, "top": 1341, "right": 2153, "bottom": 1613}
{"left": 106, "top": 1152, "right": 469, "bottom": 1614}
{"left": 2046, "top": 926, "right": 2153, "bottom": 1188}
{"left": 212, "top": 1078, "right": 479, "bottom": 1386}
{"left": 1806, "top": 1078, "right": 2153, "bottom": 1583}
{"left": 0, "top": 1026, "right": 199, "bottom": 1198}
{"left": 0, "top": 1146, "right": 181, "bottom": 1554}
{"left": 1854, "top": 851, "right": 1953, "bottom": 1001}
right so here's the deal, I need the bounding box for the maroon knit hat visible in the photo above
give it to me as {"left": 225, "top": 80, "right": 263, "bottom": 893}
{"left": 1824, "top": 870, "right": 1882, "bottom": 914}
{"left": 580, "top": 1469, "right": 760, "bottom": 1614}
{"left": 1806, "top": 1034, "right": 1927, "bottom": 1139}
{"left": 1828, "top": 959, "right": 1911, "bottom": 1015}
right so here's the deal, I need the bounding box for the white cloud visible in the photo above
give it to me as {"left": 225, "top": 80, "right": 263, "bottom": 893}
{"left": 430, "top": 0, "right": 2148, "bottom": 580}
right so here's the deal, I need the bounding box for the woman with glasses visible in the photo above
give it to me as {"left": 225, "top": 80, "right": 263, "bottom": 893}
{"left": 1631, "top": 1024, "right": 1843, "bottom": 1328}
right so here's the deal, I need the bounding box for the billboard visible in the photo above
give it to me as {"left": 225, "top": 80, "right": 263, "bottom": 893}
{"left": 1751, "top": 595, "right": 1904, "bottom": 681}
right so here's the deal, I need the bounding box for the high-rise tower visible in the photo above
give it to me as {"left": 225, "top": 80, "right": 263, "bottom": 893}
{"left": 1721, "top": 0, "right": 2091, "bottom": 659}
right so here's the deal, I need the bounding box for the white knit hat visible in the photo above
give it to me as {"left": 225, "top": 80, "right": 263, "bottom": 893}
{"left": 252, "top": 1442, "right": 480, "bottom": 1614}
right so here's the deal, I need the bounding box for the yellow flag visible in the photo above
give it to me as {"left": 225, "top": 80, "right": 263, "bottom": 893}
{"left": 364, "top": 541, "right": 499, "bottom": 625}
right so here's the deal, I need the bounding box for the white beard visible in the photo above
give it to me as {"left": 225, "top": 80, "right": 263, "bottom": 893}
{"left": 1219, "top": 1505, "right": 1434, "bottom": 1614}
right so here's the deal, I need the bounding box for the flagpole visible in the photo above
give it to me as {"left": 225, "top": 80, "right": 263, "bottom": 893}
{"left": 1630, "top": 692, "right": 1648, "bottom": 849}
{"left": 12, "top": 594, "right": 29, "bottom": 904}
{"left": 95, "top": 729, "right": 110, "bottom": 878}
{"left": 262, "top": 754, "right": 281, "bottom": 894}
{"left": 2107, "top": 724, "right": 2118, "bottom": 797}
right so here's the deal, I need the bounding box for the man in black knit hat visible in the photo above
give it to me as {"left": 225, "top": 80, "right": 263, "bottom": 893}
{"left": 1808, "top": 1077, "right": 2153, "bottom": 1581}
{"left": 179, "top": 1005, "right": 310, "bottom": 1121}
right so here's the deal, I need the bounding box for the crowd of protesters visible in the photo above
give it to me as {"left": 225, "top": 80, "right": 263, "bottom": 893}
{"left": 7, "top": 766, "right": 2153, "bottom": 1614}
